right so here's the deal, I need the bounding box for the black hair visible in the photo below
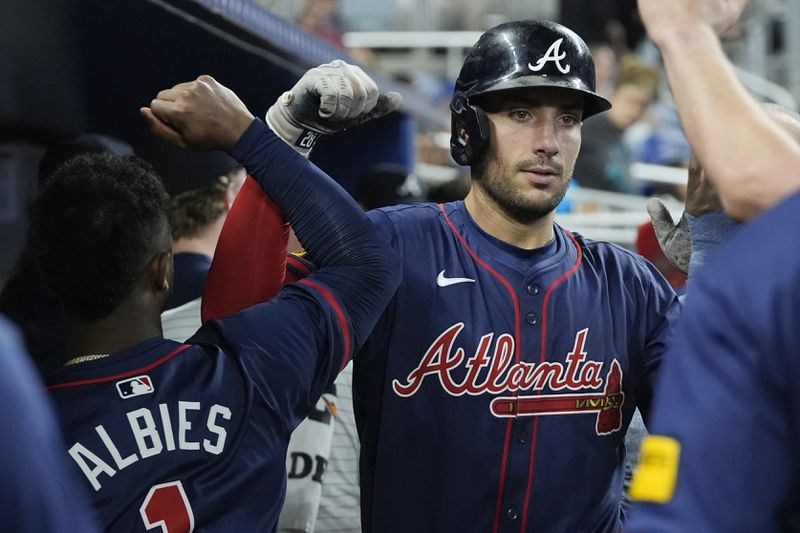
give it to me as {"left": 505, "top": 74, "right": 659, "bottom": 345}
{"left": 31, "top": 153, "right": 169, "bottom": 320}
{"left": 38, "top": 133, "right": 135, "bottom": 184}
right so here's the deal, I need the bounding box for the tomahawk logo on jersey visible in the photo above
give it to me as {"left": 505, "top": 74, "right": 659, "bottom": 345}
{"left": 355, "top": 202, "right": 680, "bottom": 533}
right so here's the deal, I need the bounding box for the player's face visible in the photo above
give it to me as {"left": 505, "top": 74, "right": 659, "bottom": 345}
{"left": 471, "top": 87, "right": 582, "bottom": 223}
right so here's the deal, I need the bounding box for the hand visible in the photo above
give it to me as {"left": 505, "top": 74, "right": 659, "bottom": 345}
{"left": 685, "top": 153, "right": 722, "bottom": 216}
{"left": 637, "top": 0, "right": 750, "bottom": 43}
{"left": 266, "top": 60, "right": 403, "bottom": 155}
{"left": 647, "top": 198, "right": 691, "bottom": 276}
{"left": 141, "top": 75, "right": 255, "bottom": 151}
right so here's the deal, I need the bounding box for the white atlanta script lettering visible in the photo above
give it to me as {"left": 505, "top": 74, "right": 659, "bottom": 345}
{"left": 392, "top": 324, "right": 604, "bottom": 397}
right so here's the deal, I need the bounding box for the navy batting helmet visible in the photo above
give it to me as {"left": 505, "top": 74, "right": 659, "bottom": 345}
{"left": 450, "top": 20, "right": 612, "bottom": 166}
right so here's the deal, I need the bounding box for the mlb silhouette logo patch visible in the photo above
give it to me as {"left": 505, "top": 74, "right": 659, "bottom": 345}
{"left": 116, "top": 375, "right": 154, "bottom": 399}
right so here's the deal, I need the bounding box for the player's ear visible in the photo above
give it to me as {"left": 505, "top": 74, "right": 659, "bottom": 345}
{"left": 150, "top": 250, "right": 173, "bottom": 296}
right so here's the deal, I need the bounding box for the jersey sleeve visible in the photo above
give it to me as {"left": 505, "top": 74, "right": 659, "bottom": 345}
{"left": 201, "top": 176, "right": 289, "bottom": 322}
{"left": 630, "top": 258, "right": 682, "bottom": 423}
{"left": 626, "top": 272, "right": 797, "bottom": 531}
{"left": 193, "top": 277, "right": 348, "bottom": 433}
{"left": 352, "top": 208, "right": 400, "bottom": 365}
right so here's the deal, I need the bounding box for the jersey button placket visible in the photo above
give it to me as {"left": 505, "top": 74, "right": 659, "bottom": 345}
{"left": 506, "top": 506, "right": 519, "bottom": 521}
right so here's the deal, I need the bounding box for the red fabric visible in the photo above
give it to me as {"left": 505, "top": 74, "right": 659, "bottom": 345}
{"left": 201, "top": 176, "right": 290, "bottom": 322}
{"left": 636, "top": 221, "right": 686, "bottom": 290}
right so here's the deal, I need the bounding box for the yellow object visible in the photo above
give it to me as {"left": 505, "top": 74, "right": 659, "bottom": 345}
{"left": 629, "top": 435, "right": 681, "bottom": 503}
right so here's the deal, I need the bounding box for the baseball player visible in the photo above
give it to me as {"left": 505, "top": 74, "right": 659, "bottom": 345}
{"left": 622, "top": 0, "right": 800, "bottom": 530}
{"left": 38, "top": 71, "right": 401, "bottom": 531}
{"left": 198, "top": 61, "right": 388, "bottom": 533}
{"left": 204, "top": 21, "right": 682, "bottom": 532}
{"left": 637, "top": 0, "right": 798, "bottom": 220}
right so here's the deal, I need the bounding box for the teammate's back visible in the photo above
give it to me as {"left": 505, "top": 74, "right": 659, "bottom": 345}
{"left": 40, "top": 71, "right": 400, "bottom": 531}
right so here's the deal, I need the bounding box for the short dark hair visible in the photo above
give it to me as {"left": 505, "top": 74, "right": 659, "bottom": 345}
{"left": 38, "top": 133, "right": 135, "bottom": 185}
{"left": 31, "top": 154, "right": 169, "bottom": 320}
{"left": 169, "top": 183, "right": 227, "bottom": 241}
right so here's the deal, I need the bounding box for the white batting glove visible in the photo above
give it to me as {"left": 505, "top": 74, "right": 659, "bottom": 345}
{"left": 266, "top": 60, "right": 403, "bottom": 156}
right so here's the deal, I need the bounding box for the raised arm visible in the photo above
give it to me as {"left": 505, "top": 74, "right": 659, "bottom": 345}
{"left": 142, "top": 73, "right": 402, "bottom": 356}
{"left": 199, "top": 61, "right": 401, "bottom": 321}
{"left": 637, "top": 0, "right": 800, "bottom": 220}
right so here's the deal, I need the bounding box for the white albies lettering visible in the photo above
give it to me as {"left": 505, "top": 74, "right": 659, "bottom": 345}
{"left": 69, "top": 401, "right": 232, "bottom": 491}
{"left": 129, "top": 408, "right": 164, "bottom": 458}
{"left": 160, "top": 403, "right": 176, "bottom": 451}
{"left": 178, "top": 401, "right": 201, "bottom": 451}
{"left": 95, "top": 424, "right": 138, "bottom": 470}
{"left": 528, "top": 38, "right": 571, "bottom": 74}
{"left": 392, "top": 325, "right": 608, "bottom": 399}
{"left": 69, "top": 443, "right": 117, "bottom": 491}
{"left": 204, "top": 405, "right": 232, "bottom": 455}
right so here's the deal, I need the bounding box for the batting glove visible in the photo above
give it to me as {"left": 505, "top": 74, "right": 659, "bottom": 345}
{"left": 266, "top": 60, "right": 403, "bottom": 156}
{"left": 647, "top": 197, "right": 691, "bottom": 276}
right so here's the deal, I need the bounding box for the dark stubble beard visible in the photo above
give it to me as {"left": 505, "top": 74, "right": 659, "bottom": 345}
{"left": 471, "top": 153, "right": 572, "bottom": 225}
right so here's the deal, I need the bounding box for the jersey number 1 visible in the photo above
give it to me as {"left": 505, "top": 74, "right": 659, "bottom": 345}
{"left": 140, "top": 480, "right": 195, "bottom": 533}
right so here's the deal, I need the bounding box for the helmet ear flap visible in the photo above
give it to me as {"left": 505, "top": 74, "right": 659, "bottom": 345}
{"left": 450, "top": 94, "right": 490, "bottom": 166}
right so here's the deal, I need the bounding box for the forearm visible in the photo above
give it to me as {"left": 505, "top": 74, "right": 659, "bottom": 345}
{"left": 230, "top": 120, "right": 366, "bottom": 265}
{"left": 228, "top": 119, "right": 400, "bottom": 344}
{"left": 656, "top": 27, "right": 800, "bottom": 219}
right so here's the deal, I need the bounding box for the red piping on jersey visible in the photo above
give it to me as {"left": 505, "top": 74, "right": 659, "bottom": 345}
{"left": 47, "top": 344, "right": 191, "bottom": 391}
{"left": 520, "top": 230, "right": 583, "bottom": 532}
{"left": 287, "top": 255, "right": 312, "bottom": 277}
{"left": 438, "top": 204, "right": 521, "bottom": 533}
{"left": 298, "top": 279, "right": 352, "bottom": 372}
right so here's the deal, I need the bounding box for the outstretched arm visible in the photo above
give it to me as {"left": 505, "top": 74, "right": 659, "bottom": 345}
{"left": 198, "top": 61, "right": 401, "bottom": 321}
{"left": 142, "top": 72, "right": 402, "bottom": 359}
{"left": 638, "top": 0, "right": 800, "bottom": 220}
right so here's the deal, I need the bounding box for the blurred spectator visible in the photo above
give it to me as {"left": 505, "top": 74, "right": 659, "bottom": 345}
{"left": 0, "top": 133, "right": 134, "bottom": 377}
{"left": 572, "top": 55, "right": 660, "bottom": 194}
{"left": 297, "top": 0, "right": 345, "bottom": 49}
{"left": 630, "top": 101, "right": 692, "bottom": 168}
{"left": 589, "top": 42, "right": 619, "bottom": 99}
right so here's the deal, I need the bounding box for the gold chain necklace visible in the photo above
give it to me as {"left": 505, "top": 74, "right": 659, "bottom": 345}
{"left": 64, "top": 353, "right": 112, "bottom": 367}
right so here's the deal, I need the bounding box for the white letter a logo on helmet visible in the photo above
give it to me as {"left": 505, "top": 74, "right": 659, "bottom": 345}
{"left": 528, "top": 38, "right": 571, "bottom": 74}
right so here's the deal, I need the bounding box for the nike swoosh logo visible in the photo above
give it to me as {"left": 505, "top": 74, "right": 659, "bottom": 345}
{"left": 436, "top": 270, "right": 476, "bottom": 287}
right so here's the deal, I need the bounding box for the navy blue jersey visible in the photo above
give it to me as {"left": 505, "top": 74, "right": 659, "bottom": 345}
{"left": 165, "top": 252, "right": 212, "bottom": 310}
{"left": 0, "top": 316, "right": 99, "bottom": 532}
{"left": 627, "top": 191, "right": 800, "bottom": 532}
{"left": 356, "top": 201, "right": 680, "bottom": 533}
{"left": 45, "top": 120, "right": 399, "bottom": 533}
{"left": 47, "top": 280, "right": 347, "bottom": 531}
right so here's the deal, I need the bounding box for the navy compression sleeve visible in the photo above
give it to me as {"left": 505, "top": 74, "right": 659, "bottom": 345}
{"left": 228, "top": 119, "right": 400, "bottom": 351}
